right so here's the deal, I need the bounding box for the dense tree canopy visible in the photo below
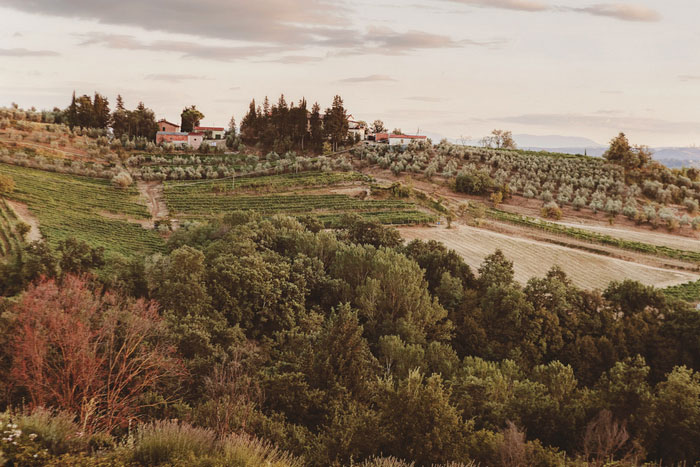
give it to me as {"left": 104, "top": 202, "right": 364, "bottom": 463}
{"left": 1, "top": 214, "right": 700, "bottom": 465}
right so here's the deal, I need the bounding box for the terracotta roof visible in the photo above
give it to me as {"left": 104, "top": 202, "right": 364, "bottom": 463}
{"left": 194, "top": 126, "right": 225, "bottom": 131}
{"left": 188, "top": 132, "right": 204, "bottom": 136}
{"left": 388, "top": 134, "right": 427, "bottom": 139}
{"left": 157, "top": 119, "right": 179, "bottom": 127}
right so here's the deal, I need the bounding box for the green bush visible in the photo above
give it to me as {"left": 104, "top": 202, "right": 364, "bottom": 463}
{"left": 455, "top": 169, "right": 495, "bottom": 195}
{"left": 130, "top": 420, "right": 217, "bottom": 465}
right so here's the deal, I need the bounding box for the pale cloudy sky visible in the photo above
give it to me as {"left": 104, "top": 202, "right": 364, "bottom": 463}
{"left": 1, "top": 0, "right": 699, "bottom": 146}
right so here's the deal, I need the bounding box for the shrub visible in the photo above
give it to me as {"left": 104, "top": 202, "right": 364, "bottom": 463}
{"left": 15, "top": 221, "right": 31, "bottom": 240}
{"left": 622, "top": 203, "right": 638, "bottom": 220}
{"left": 111, "top": 171, "right": 133, "bottom": 188}
{"left": 16, "top": 408, "right": 88, "bottom": 455}
{"left": 572, "top": 196, "right": 587, "bottom": 210}
{"left": 455, "top": 169, "right": 495, "bottom": 195}
{"left": 541, "top": 201, "right": 563, "bottom": 220}
{"left": 684, "top": 197, "right": 699, "bottom": 213}
{"left": 0, "top": 174, "right": 15, "bottom": 194}
{"left": 131, "top": 420, "right": 217, "bottom": 465}
{"left": 130, "top": 421, "right": 301, "bottom": 467}
{"left": 220, "top": 433, "right": 303, "bottom": 467}
{"left": 10, "top": 276, "right": 182, "bottom": 433}
{"left": 604, "top": 199, "right": 622, "bottom": 216}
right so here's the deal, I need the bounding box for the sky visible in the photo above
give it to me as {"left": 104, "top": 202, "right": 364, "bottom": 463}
{"left": 1, "top": 0, "right": 699, "bottom": 147}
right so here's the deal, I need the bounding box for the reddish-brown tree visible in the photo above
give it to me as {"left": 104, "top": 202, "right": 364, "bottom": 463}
{"left": 10, "top": 275, "right": 183, "bottom": 433}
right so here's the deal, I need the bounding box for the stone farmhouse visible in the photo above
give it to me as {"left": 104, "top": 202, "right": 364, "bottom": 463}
{"left": 156, "top": 119, "right": 225, "bottom": 150}
{"left": 373, "top": 132, "right": 427, "bottom": 146}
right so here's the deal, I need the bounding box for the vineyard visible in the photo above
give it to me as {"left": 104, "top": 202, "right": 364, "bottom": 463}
{"left": 0, "top": 198, "right": 23, "bottom": 259}
{"left": 164, "top": 172, "right": 436, "bottom": 226}
{"left": 663, "top": 279, "right": 700, "bottom": 303}
{"left": 172, "top": 171, "right": 368, "bottom": 193}
{"left": 0, "top": 163, "right": 165, "bottom": 257}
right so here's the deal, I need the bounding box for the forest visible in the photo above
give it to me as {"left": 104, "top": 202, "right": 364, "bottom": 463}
{"left": 1, "top": 212, "right": 700, "bottom": 466}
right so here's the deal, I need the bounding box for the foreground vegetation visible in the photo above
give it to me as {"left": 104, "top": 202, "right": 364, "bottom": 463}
{"left": 1, "top": 212, "right": 700, "bottom": 465}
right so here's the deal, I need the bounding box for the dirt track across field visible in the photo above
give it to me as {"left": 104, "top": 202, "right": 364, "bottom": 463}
{"left": 138, "top": 181, "right": 169, "bottom": 221}
{"left": 400, "top": 224, "right": 700, "bottom": 290}
{"left": 6, "top": 200, "right": 42, "bottom": 242}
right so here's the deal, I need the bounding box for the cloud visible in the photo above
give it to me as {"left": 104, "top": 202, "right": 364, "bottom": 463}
{"left": 0, "top": 48, "right": 59, "bottom": 57}
{"left": 79, "top": 32, "right": 287, "bottom": 61}
{"left": 568, "top": 4, "right": 661, "bottom": 22}
{"left": 1, "top": 0, "right": 348, "bottom": 45}
{"left": 328, "top": 27, "right": 503, "bottom": 56}
{"left": 447, "top": 0, "right": 661, "bottom": 23}
{"left": 448, "top": 0, "right": 550, "bottom": 12}
{"left": 145, "top": 73, "right": 206, "bottom": 83}
{"left": 337, "top": 74, "right": 397, "bottom": 83}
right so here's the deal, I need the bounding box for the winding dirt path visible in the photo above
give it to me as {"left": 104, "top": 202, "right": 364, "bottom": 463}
{"left": 138, "top": 181, "right": 169, "bottom": 221}
{"left": 5, "top": 200, "right": 42, "bottom": 242}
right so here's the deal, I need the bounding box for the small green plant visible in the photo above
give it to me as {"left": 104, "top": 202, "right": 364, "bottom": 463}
{"left": 541, "top": 201, "right": 562, "bottom": 220}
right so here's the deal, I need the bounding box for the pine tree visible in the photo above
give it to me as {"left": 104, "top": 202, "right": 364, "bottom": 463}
{"left": 240, "top": 100, "right": 258, "bottom": 144}
{"left": 111, "top": 94, "right": 129, "bottom": 138}
{"left": 67, "top": 91, "right": 78, "bottom": 129}
{"left": 310, "top": 102, "right": 323, "bottom": 153}
{"left": 92, "top": 92, "right": 111, "bottom": 129}
{"left": 324, "top": 95, "right": 349, "bottom": 152}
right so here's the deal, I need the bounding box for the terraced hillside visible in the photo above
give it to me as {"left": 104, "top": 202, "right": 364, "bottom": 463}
{"left": 164, "top": 172, "right": 436, "bottom": 226}
{"left": 1, "top": 163, "right": 165, "bottom": 257}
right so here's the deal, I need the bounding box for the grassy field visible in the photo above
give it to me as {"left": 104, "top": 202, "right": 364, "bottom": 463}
{"left": 1, "top": 163, "right": 164, "bottom": 257}
{"left": 164, "top": 172, "right": 436, "bottom": 226}
{"left": 400, "top": 224, "right": 700, "bottom": 290}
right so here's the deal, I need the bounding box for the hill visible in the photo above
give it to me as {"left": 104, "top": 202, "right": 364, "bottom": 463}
{"left": 2, "top": 113, "right": 700, "bottom": 465}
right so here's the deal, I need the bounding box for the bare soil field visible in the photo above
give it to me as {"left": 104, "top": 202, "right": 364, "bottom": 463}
{"left": 400, "top": 224, "right": 700, "bottom": 290}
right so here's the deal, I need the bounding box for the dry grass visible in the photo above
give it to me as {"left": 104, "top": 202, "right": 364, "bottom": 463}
{"left": 400, "top": 224, "right": 700, "bottom": 290}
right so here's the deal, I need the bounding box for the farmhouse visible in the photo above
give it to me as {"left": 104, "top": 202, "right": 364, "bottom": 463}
{"left": 389, "top": 134, "right": 427, "bottom": 146}
{"left": 157, "top": 119, "right": 180, "bottom": 132}
{"left": 373, "top": 133, "right": 427, "bottom": 146}
{"left": 194, "top": 126, "right": 225, "bottom": 140}
{"left": 156, "top": 131, "right": 188, "bottom": 146}
{"left": 156, "top": 119, "right": 224, "bottom": 150}
{"left": 348, "top": 120, "right": 367, "bottom": 141}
